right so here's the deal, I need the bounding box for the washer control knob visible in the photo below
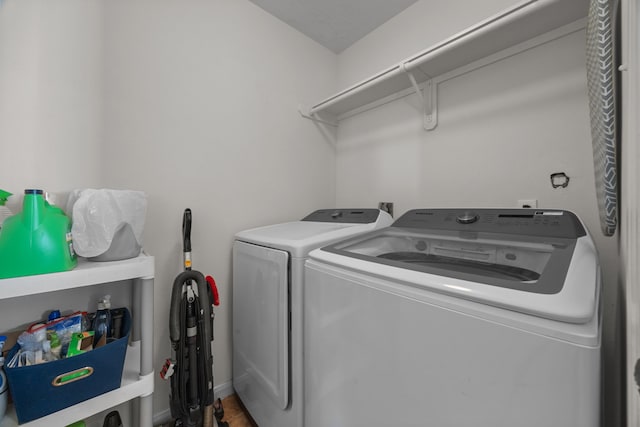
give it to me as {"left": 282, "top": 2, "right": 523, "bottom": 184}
{"left": 456, "top": 212, "right": 478, "bottom": 224}
{"left": 331, "top": 211, "right": 343, "bottom": 219}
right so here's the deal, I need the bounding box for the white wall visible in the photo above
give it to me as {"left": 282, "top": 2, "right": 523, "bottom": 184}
{"left": 0, "top": 0, "right": 337, "bottom": 423}
{"left": 334, "top": 1, "right": 621, "bottom": 426}
{"left": 337, "top": 0, "right": 516, "bottom": 88}
{"left": 0, "top": 0, "right": 104, "bottom": 192}
{"left": 100, "top": 0, "right": 337, "bottom": 420}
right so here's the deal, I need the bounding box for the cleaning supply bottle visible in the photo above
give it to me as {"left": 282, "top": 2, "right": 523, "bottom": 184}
{"left": 0, "top": 189, "right": 77, "bottom": 279}
{"left": 48, "top": 310, "right": 61, "bottom": 322}
{"left": 81, "top": 311, "right": 91, "bottom": 333}
{"left": 48, "top": 332, "right": 61, "bottom": 360}
{"left": 93, "top": 295, "right": 112, "bottom": 347}
{"left": 0, "top": 190, "right": 12, "bottom": 228}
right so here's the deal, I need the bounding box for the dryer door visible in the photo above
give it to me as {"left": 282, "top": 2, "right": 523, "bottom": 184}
{"left": 233, "top": 240, "right": 290, "bottom": 410}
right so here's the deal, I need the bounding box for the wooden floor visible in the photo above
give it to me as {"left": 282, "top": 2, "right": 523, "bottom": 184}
{"left": 156, "top": 394, "right": 257, "bottom": 427}
{"left": 220, "top": 393, "right": 257, "bottom": 427}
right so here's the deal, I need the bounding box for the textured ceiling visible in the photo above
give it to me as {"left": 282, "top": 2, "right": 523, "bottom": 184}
{"left": 249, "top": 0, "right": 419, "bottom": 53}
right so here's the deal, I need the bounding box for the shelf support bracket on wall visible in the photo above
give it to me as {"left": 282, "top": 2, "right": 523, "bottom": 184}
{"left": 404, "top": 68, "right": 438, "bottom": 131}
{"left": 298, "top": 105, "right": 338, "bottom": 127}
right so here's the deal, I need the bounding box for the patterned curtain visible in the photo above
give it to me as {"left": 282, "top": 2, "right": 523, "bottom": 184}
{"left": 586, "top": 0, "right": 619, "bottom": 236}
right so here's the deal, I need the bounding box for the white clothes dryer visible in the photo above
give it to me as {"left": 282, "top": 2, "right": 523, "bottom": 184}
{"left": 232, "top": 208, "right": 393, "bottom": 427}
{"left": 304, "top": 208, "right": 601, "bottom": 427}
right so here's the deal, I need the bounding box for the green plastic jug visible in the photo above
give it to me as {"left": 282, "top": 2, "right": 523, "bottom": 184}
{"left": 0, "top": 189, "right": 77, "bottom": 279}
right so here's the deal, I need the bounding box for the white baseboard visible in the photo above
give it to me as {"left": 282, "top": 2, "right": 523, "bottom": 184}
{"left": 152, "top": 380, "right": 235, "bottom": 425}
{"left": 214, "top": 380, "right": 236, "bottom": 400}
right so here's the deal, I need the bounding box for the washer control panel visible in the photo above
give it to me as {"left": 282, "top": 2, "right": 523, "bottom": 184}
{"left": 393, "top": 209, "right": 586, "bottom": 238}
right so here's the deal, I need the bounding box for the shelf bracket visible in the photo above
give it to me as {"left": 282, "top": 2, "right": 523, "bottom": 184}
{"left": 405, "top": 69, "right": 438, "bottom": 131}
{"left": 298, "top": 105, "right": 338, "bottom": 127}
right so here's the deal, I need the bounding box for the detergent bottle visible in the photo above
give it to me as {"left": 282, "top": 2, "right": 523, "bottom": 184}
{"left": 0, "top": 190, "right": 12, "bottom": 228}
{"left": 0, "top": 189, "right": 77, "bottom": 279}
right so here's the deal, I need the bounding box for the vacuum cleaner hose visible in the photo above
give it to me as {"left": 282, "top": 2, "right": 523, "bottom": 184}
{"left": 170, "top": 270, "right": 208, "bottom": 343}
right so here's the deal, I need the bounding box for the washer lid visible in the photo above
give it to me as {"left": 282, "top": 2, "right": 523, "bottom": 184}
{"left": 235, "top": 209, "right": 393, "bottom": 257}
{"left": 326, "top": 228, "right": 573, "bottom": 294}
{"left": 314, "top": 209, "right": 599, "bottom": 324}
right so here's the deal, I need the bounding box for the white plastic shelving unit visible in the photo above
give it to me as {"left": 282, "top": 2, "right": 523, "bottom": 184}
{"left": 0, "top": 254, "right": 155, "bottom": 427}
{"left": 300, "top": 0, "right": 589, "bottom": 129}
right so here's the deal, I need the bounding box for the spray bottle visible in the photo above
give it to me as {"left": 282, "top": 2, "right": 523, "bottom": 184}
{"left": 0, "top": 190, "right": 12, "bottom": 228}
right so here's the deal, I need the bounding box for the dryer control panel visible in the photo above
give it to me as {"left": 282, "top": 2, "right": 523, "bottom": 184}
{"left": 302, "top": 209, "right": 382, "bottom": 224}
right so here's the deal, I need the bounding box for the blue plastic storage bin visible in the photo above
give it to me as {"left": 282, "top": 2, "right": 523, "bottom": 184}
{"left": 4, "top": 308, "right": 131, "bottom": 424}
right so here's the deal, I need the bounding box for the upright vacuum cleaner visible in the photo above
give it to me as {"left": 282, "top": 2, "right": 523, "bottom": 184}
{"left": 162, "top": 209, "right": 226, "bottom": 427}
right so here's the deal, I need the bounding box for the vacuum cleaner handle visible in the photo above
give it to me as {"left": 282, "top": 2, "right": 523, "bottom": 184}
{"left": 183, "top": 209, "right": 192, "bottom": 270}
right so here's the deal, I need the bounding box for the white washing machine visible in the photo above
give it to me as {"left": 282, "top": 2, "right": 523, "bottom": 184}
{"left": 232, "top": 208, "right": 393, "bottom": 427}
{"left": 304, "top": 208, "right": 601, "bottom": 427}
